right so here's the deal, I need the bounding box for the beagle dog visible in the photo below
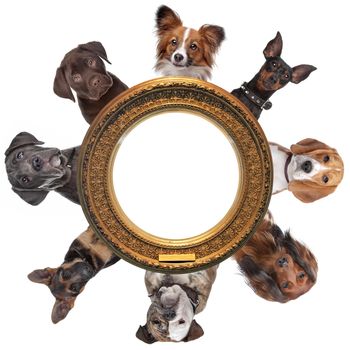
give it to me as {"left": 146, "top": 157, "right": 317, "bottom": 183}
{"left": 136, "top": 266, "right": 218, "bottom": 343}
{"left": 270, "top": 138, "right": 344, "bottom": 202}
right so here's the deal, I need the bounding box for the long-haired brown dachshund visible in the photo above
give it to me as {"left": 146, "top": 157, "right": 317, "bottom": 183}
{"left": 234, "top": 212, "right": 318, "bottom": 302}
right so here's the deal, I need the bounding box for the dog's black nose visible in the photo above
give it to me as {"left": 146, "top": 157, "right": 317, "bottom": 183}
{"left": 164, "top": 309, "right": 176, "bottom": 321}
{"left": 91, "top": 76, "right": 101, "bottom": 87}
{"left": 278, "top": 257, "right": 288, "bottom": 267}
{"left": 32, "top": 156, "right": 43, "bottom": 171}
{"left": 301, "top": 160, "right": 313, "bottom": 173}
{"left": 174, "top": 53, "right": 184, "bottom": 63}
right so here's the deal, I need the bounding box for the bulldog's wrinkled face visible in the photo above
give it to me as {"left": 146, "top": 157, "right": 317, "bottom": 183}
{"left": 147, "top": 285, "right": 194, "bottom": 342}
{"left": 5, "top": 145, "right": 70, "bottom": 191}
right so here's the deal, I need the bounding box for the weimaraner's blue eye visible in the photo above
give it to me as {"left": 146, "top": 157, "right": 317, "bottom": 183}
{"left": 21, "top": 176, "right": 30, "bottom": 183}
{"left": 16, "top": 151, "right": 24, "bottom": 159}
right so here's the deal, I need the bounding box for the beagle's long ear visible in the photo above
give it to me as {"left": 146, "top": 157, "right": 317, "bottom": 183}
{"left": 263, "top": 31, "right": 283, "bottom": 58}
{"left": 238, "top": 256, "right": 288, "bottom": 303}
{"left": 155, "top": 5, "right": 182, "bottom": 36}
{"left": 136, "top": 324, "right": 157, "bottom": 344}
{"left": 12, "top": 188, "right": 49, "bottom": 206}
{"left": 288, "top": 180, "right": 337, "bottom": 203}
{"left": 53, "top": 66, "right": 75, "bottom": 102}
{"left": 51, "top": 298, "right": 76, "bottom": 324}
{"left": 290, "top": 138, "right": 335, "bottom": 155}
{"left": 183, "top": 320, "right": 204, "bottom": 342}
{"left": 5, "top": 132, "right": 44, "bottom": 157}
{"left": 78, "top": 41, "right": 111, "bottom": 64}
{"left": 291, "top": 65, "right": 317, "bottom": 84}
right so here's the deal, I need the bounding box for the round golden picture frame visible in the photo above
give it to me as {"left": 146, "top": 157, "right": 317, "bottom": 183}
{"left": 78, "top": 77, "right": 272, "bottom": 273}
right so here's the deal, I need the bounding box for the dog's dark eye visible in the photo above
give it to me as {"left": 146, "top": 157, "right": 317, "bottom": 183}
{"left": 281, "top": 282, "right": 289, "bottom": 289}
{"left": 284, "top": 74, "right": 290, "bottom": 79}
{"left": 272, "top": 61, "right": 277, "bottom": 68}
{"left": 87, "top": 58, "right": 96, "bottom": 67}
{"left": 322, "top": 175, "right": 329, "bottom": 183}
{"left": 171, "top": 39, "right": 177, "bottom": 46}
{"left": 72, "top": 73, "right": 82, "bottom": 83}
{"left": 152, "top": 319, "right": 160, "bottom": 325}
{"left": 16, "top": 151, "right": 24, "bottom": 159}
{"left": 323, "top": 155, "right": 330, "bottom": 162}
{"left": 61, "top": 270, "right": 72, "bottom": 280}
{"left": 70, "top": 283, "right": 81, "bottom": 294}
{"left": 190, "top": 43, "right": 198, "bottom": 51}
{"left": 21, "top": 176, "right": 30, "bottom": 183}
{"left": 179, "top": 319, "right": 186, "bottom": 325}
{"left": 298, "top": 272, "right": 305, "bottom": 280}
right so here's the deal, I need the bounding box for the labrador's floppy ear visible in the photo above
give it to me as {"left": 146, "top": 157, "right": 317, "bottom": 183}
{"left": 78, "top": 41, "right": 111, "bottom": 64}
{"left": 136, "top": 324, "right": 157, "bottom": 344}
{"left": 53, "top": 66, "right": 75, "bottom": 102}
{"left": 12, "top": 187, "right": 49, "bottom": 205}
{"left": 183, "top": 319, "right": 204, "bottom": 342}
{"left": 5, "top": 132, "right": 44, "bottom": 157}
{"left": 263, "top": 31, "right": 283, "bottom": 58}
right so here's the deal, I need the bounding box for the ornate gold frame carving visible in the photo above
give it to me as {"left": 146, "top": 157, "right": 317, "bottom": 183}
{"left": 78, "top": 77, "right": 272, "bottom": 273}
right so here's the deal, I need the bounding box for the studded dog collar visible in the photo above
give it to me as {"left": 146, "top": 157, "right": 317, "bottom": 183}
{"left": 240, "top": 82, "right": 272, "bottom": 110}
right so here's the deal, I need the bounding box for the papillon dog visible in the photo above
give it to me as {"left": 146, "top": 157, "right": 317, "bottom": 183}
{"left": 155, "top": 5, "right": 225, "bottom": 80}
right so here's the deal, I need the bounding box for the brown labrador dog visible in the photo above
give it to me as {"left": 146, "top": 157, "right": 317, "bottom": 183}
{"left": 5, "top": 132, "right": 79, "bottom": 205}
{"left": 54, "top": 41, "right": 128, "bottom": 124}
{"left": 28, "top": 227, "right": 119, "bottom": 323}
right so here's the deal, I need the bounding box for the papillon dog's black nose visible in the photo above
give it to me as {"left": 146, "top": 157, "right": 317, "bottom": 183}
{"left": 32, "top": 156, "right": 43, "bottom": 171}
{"left": 174, "top": 53, "right": 184, "bottom": 62}
{"left": 301, "top": 160, "right": 313, "bottom": 173}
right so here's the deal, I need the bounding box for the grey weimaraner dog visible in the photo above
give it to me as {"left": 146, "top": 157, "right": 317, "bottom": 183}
{"left": 5, "top": 132, "right": 79, "bottom": 205}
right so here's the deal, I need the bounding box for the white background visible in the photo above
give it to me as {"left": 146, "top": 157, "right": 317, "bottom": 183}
{"left": 1, "top": 0, "right": 349, "bottom": 349}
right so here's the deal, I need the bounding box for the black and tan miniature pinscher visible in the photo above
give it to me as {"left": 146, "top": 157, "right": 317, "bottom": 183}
{"left": 231, "top": 32, "right": 316, "bottom": 119}
{"left": 28, "top": 227, "right": 119, "bottom": 323}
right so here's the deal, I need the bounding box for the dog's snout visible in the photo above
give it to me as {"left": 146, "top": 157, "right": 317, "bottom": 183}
{"left": 301, "top": 160, "right": 313, "bottom": 173}
{"left": 32, "top": 156, "right": 43, "bottom": 171}
{"left": 269, "top": 75, "right": 278, "bottom": 84}
{"left": 91, "top": 76, "right": 101, "bottom": 87}
{"left": 278, "top": 257, "right": 288, "bottom": 267}
{"left": 164, "top": 309, "right": 176, "bottom": 321}
{"left": 174, "top": 53, "right": 184, "bottom": 63}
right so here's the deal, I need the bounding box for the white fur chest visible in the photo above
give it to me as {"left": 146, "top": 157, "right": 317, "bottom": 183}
{"left": 270, "top": 144, "right": 289, "bottom": 194}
